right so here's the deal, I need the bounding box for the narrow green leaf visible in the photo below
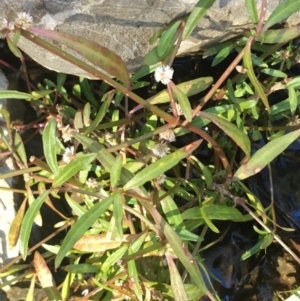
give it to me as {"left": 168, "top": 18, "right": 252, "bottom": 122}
{"left": 144, "top": 45, "right": 175, "bottom": 65}
{"left": 160, "top": 192, "right": 184, "bottom": 228}
{"left": 287, "top": 77, "right": 300, "bottom": 89}
{"left": 171, "top": 84, "right": 192, "bottom": 121}
{"left": 42, "top": 119, "right": 59, "bottom": 175}
{"left": 14, "top": 131, "right": 27, "bottom": 167}
{"left": 53, "top": 153, "right": 97, "bottom": 187}
{"left": 157, "top": 20, "right": 181, "bottom": 58}
{"left": 262, "top": 0, "right": 300, "bottom": 31}
{"left": 80, "top": 77, "right": 98, "bottom": 106}
{"left": 0, "top": 90, "right": 32, "bottom": 100}
{"left": 245, "top": 0, "right": 258, "bottom": 24}
{"left": 43, "top": 287, "right": 63, "bottom": 301}
{"left": 127, "top": 247, "right": 143, "bottom": 301}
{"left": 200, "top": 207, "right": 219, "bottom": 233}
{"left": 56, "top": 73, "right": 66, "bottom": 86}
{"left": 198, "top": 112, "right": 251, "bottom": 161}
{"left": 211, "top": 43, "right": 234, "bottom": 67}
{"left": 166, "top": 254, "right": 189, "bottom": 301}
{"left": 64, "top": 264, "right": 99, "bottom": 274}
{"left": 257, "top": 26, "right": 300, "bottom": 44}
{"left": 6, "top": 35, "right": 23, "bottom": 58}
{"left": 28, "top": 27, "right": 131, "bottom": 90}
{"left": 19, "top": 191, "right": 50, "bottom": 259}
{"left": 84, "top": 91, "right": 114, "bottom": 135}
{"left": 260, "top": 68, "right": 287, "bottom": 78}
{"left": 124, "top": 140, "right": 202, "bottom": 191}
{"left": 148, "top": 77, "right": 213, "bottom": 105}
{"left": 243, "top": 41, "right": 270, "bottom": 111}
{"left": 101, "top": 245, "right": 128, "bottom": 273}
{"left": 183, "top": 0, "right": 215, "bottom": 39}
{"left": 110, "top": 154, "right": 123, "bottom": 188}
{"left": 113, "top": 192, "right": 123, "bottom": 239}
{"left": 233, "top": 129, "right": 300, "bottom": 180}
{"left": 288, "top": 86, "right": 298, "bottom": 114}
{"left": 55, "top": 194, "right": 115, "bottom": 268}
{"left": 182, "top": 204, "right": 251, "bottom": 222}
{"left": 151, "top": 208, "right": 207, "bottom": 293}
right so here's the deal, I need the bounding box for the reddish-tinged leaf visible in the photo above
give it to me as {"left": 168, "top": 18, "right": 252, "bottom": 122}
{"left": 28, "top": 27, "right": 131, "bottom": 89}
{"left": 33, "top": 251, "right": 56, "bottom": 288}
{"left": 73, "top": 233, "right": 140, "bottom": 252}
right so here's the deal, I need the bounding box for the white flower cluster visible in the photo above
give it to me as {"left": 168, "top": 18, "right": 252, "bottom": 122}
{"left": 154, "top": 65, "right": 174, "bottom": 85}
{"left": 1, "top": 12, "right": 33, "bottom": 32}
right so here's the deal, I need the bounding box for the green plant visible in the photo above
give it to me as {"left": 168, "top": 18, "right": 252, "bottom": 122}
{"left": 1, "top": 0, "right": 300, "bottom": 300}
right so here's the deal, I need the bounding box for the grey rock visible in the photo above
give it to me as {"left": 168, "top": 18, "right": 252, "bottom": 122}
{"left": 1, "top": 0, "right": 299, "bottom": 78}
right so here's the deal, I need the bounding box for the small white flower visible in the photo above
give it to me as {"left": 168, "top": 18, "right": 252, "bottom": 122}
{"left": 152, "top": 142, "right": 170, "bottom": 158}
{"left": 2, "top": 18, "right": 15, "bottom": 31}
{"left": 60, "top": 125, "right": 74, "bottom": 142}
{"left": 159, "top": 129, "right": 176, "bottom": 142}
{"left": 62, "top": 146, "right": 75, "bottom": 163}
{"left": 156, "top": 174, "right": 166, "bottom": 184}
{"left": 154, "top": 65, "right": 174, "bottom": 85}
{"left": 86, "top": 177, "right": 99, "bottom": 189}
{"left": 14, "top": 12, "right": 33, "bottom": 29}
{"left": 169, "top": 102, "right": 183, "bottom": 116}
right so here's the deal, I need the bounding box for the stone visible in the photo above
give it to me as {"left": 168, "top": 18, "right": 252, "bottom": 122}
{"left": 1, "top": 0, "right": 299, "bottom": 78}
{"left": 0, "top": 69, "right": 21, "bottom": 288}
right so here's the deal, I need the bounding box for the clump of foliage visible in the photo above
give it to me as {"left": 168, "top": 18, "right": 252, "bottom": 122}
{"left": 1, "top": 0, "right": 300, "bottom": 300}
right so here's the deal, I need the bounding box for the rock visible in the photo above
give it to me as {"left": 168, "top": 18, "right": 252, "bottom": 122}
{"left": 0, "top": 69, "right": 21, "bottom": 288}
{"left": 1, "top": 0, "right": 300, "bottom": 78}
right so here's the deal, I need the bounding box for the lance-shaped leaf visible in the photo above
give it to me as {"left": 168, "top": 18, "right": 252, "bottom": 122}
{"left": 9, "top": 198, "right": 26, "bottom": 250}
{"left": 233, "top": 129, "right": 300, "bottom": 180}
{"left": 198, "top": 111, "right": 251, "bottom": 162}
{"left": 245, "top": 0, "right": 258, "bottom": 24}
{"left": 33, "top": 251, "right": 57, "bottom": 288}
{"left": 157, "top": 20, "right": 181, "bottom": 58}
{"left": 19, "top": 191, "right": 50, "bottom": 259}
{"left": 183, "top": 0, "right": 215, "bottom": 39}
{"left": 256, "top": 26, "right": 300, "bottom": 44}
{"left": 243, "top": 39, "right": 270, "bottom": 111}
{"left": 123, "top": 140, "right": 202, "bottom": 191}
{"left": 166, "top": 254, "right": 189, "bottom": 301}
{"left": 42, "top": 118, "right": 59, "bottom": 175}
{"left": 28, "top": 27, "right": 131, "bottom": 89}
{"left": 149, "top": 206, "right": 207, "bottom": 293}
{"left": 262, "top": 0, "right": 300, "bottom": 32}
{"left": 170, "top": 84, "right": 192, "bottom": 121}
{"left": 73, "top": 233, "right": 139, "bottom": 252}
{"left": 55, "top": 193, "right": 115, "bottom": 268}
{"left": 53, "top": 153, "right": 97, "bottom": 187}
{"left": 0, "top": 90, "right": 32, "bottom": 100}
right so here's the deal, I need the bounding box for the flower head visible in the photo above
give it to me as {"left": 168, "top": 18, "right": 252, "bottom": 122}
{"left": 86, "top": 177, "right": 99, "bottom": 189}
{"left": 62, "top": 146, "right": 75, "bottom": 163}
{"left": 154, "top": 65, "right": 174, "bottom": 85}
{"left": 159, "top": 129, "right": 176, "bottom": 142}
{"left": 60, "top": 125, "right": 74, "bottom": 142}
{"left": 14, "top": 12, "right": 33, "bottom": 29}
{"left": 152, "top": 142, "right": 170, "bottom": 158}
{"left": 2, "top": 18, "right": 15, "bottom": 31}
